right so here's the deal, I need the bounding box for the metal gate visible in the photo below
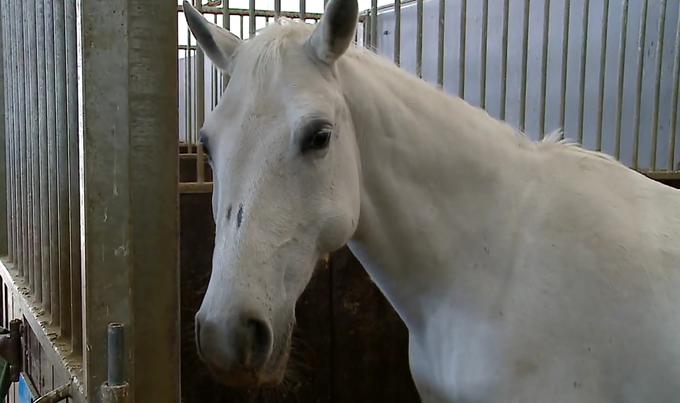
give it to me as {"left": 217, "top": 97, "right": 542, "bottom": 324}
{"left": 0, "top": 1, "right": 180, "bottom": 402}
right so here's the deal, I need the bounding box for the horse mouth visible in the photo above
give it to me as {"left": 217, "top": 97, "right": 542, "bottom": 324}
{"left": 207, "top": 341, "right": 291, "bottom": 388}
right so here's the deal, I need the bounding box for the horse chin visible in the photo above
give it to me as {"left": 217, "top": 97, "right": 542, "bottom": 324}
{"left": 212, "top": 340, "right": 291, "bottom": 388}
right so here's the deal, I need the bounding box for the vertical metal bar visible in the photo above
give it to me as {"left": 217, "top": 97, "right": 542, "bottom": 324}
{"left": 107, "top": 323, "right": 124, "bottom": 387}
{"left": 65, "top": 0, "right": 79, "bottom": 346}
{"left": 480, "top": 0, "right": 489, "bottom": 107}
{"left": 519, "top": 0, "right": 530, "bottom": 132}
{"left": 633, "top": 0, "right": 648, "bottom": 170}
{"left": 650, "top": 0, "right": 666, "bottom": 170}
{"left": 300, "top": 0, "right": 306, "bottom": 21}
{"left": 15, "top": 0, "right": 27, "bottom": 278}
{"left": 459, "top": 0, "right": 467, "bottom": 98}
{"left": 184, "top": 48, "right": 190, "bottom": 149}
{"left": 559, "top": 0, "right": 571, "bottom": 136}
{"left": 577, "top": 0, "right": 590, "bottom": 143}
{"left": 44, "top": 0, "right": 60, "bottom": 334}
{"left": 240, "top": 15, "right": 244, "bottom": 39}
{"left": 416, "top": 0, "right": 423, "bottom": 78}
{"left": 615, "top": 0, "right": 629, "bottom": 160}
{"left": 275, "top": 0, "right": 281, "bottom": 18}
{"left": 186, "top": 25, "right": 193, "bottom": 152}
{"left": 0, "top": 0, "right": 7, "bottom": 259}
{"left": 249, "top": 0, "right": 255, "bottom": 38}
{"left": 539, "top": 0, "right": 550, "bottom": 137}
{"left": 500, "top": 0, "right": 509, "bottom": 119}
{"left": 26, "top": 0, "right": 40, "bottom": 296}
{"left": 394, "top": 0, "right": 401, "bottom": 65}
{"left": 371, "top": 0, "right": 377, "bottom": 49}
{"left": 21, "top": 0, "right": 31, "bottom": 288}
{"left": 54, "top": 0, "right": 69, "bottom": 329}
{"left": 669, "top": 3, "right": 680, "bottom": 171}
{"left": 437, "top": 0, "right": 445, "bottom": 87}
{"left": 196, "top": 5, "right": 206, "bottom": 184}
{"left": 36, "top": 0, "right": 50, "bottom": 308}
{"left": 222, "top": 0, "right": 231, "bottom": 92}
{"left": 4, "top": 0, "right": 16, "bottom": 263}
{"left": 596, "top": 0, "right": 609, "bottom": 151}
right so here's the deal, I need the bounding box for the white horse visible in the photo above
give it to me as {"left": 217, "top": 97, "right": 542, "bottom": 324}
{"left": 184, "top": 1, "right": 680, "bottom": 401}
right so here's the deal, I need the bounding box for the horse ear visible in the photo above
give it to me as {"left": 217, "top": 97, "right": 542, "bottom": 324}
{"left": 183, "top": 1, "right": 241, "bottom": 72}
{"left": 305, "top": 0, "right": 359, "bottom": 65}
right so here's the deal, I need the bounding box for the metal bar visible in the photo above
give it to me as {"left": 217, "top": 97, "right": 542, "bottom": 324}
{"left": 650, "top": 0, "right": 666, "bottom": 169}
{"left": 5, "top": 0, "right": 16, "bottom": 263}
{"left": 300, "top": 0, "right": 306, "bottom": 21}
{"left": 196, "top": 12, "right": 206, "bottom": 184}
{"left": 559, "top": 0, "right": 571, "bottom": 137}
{"left": 670, "top": 2, "right": 680, "bottom": 170}
{"left": 459, "top": 0, "right": 467, "bottom": 98}
{"left": 577, "top": 0, "right": 590, "bottom": 143}
{"left": 240, "top": 15, "right": 244, "bottom": 39}
{"left": 416, "top": 0, "right": 423, "bottom": 78}
{"left": 249, "top": 0, "right": 255, "bottom": 38}
{"left": 53, "top": 0, "right": 68, "bottom": 330}
{"left": 539, "top": 0, "right": 551, "bottom": 137}
{"left": 394, "top": 0, "right": 401, "bottom": 65}
{"left": 371, "top": 0, "right": 377, "bottom": 49}
{"left": 519, "top": 0, "right": 530, "bottom": 132}
{"left": 0, "top": 0, "right": 6, "bottom": 259}
{"left": 500, "top": 0, "right": 509, "bottom": 119}
{"left": 107, "top": 323, "right": 124, "bottom": 386}
{"left": 17, "top": 0, "right": 28, "bottom": 279}
{"left": 0, "top": 0, "right": 11, "bottom": 260}
{"left": 178, "top": 4, "right": 324, "bottom": 19}
{"left": 275, "top": 0, "right": 281, "bottom": 18}
{"left": 596, "top": 0, "right": 609, "bottom": 150}
{"left": 222, "top": 0, "right": 231, "bottom": 92}
{"left": 65, "top": 0, "right": 79, "bottom": 348}
{"left": 480, "top": 0, "right": 489, "bottom": 107}
{"left": 26, "top": 0, "right": 40, "bottom": 297}
{"left": 44, "top": 0, "right": 59, "bottom": 322}
{"left": 437, "top": 0, "right": 445, "bottom": 87}
{"left": 633, "top": 0, "right": 649, "bottom": 170}
{"left": 36, "top": 0, "right": 50, "bottom": 309}
{"left": 615, "top": 0, "right": 629, "bottom": 159}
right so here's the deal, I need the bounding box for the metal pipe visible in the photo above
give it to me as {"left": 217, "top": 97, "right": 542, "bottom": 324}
{"left": 559, "top": 0, "right": 571, "bottom": 139}
{"left": 26, "top": 0, "right": 39, "bottom": 296}
{"left": 17, "top": 0, "right": 28, "bottom": 279}
{"left": 480, "top": 0, "right": 489, "bottom": 106}
{"left": 107, "top": 323, "right": 124, "bottom": 387}
{"left": 577, "top": 0, "right": 590, "bottom": 144}
{"left": 300, "top": 0, "right": 306, "bottom": 21}
{"left": 196, "top": 4, "right": 206, "bottom": 184}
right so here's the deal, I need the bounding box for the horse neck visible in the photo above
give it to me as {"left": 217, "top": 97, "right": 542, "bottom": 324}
{"left": 338, "top": 50, "right": 535, "bottom": 330}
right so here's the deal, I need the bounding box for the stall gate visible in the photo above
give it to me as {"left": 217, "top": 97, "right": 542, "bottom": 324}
{"left": 0, "top": 1, "right": 180, "bottom": 402}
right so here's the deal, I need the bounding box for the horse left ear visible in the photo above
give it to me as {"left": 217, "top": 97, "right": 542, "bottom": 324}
{"left": 305, "top": 0, "right": 359, "bottom": 65}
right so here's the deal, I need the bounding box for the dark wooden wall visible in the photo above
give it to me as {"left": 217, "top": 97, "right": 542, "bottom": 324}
{"left": 179, "top": 193, "right": 420, "bottom": 403}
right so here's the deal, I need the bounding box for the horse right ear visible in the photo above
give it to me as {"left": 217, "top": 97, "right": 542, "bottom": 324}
{"left": 183, "top": 1, "right": 241, "bottom": 73}
{"left": 306, "top": 0, "right": 359, "bottom": 66}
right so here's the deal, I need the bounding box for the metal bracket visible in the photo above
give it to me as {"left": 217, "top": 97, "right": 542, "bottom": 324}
{"left": 0, "top": 319, "right": 23, "bottom": 382}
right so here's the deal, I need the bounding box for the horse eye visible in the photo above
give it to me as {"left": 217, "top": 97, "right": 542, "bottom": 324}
{"left": 302, "top": 126, "right": 332, "bottom": 153}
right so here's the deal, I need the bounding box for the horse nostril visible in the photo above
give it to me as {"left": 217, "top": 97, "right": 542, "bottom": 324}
{"left": 244, "top": 318, "right": 272, "bottom": 368}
